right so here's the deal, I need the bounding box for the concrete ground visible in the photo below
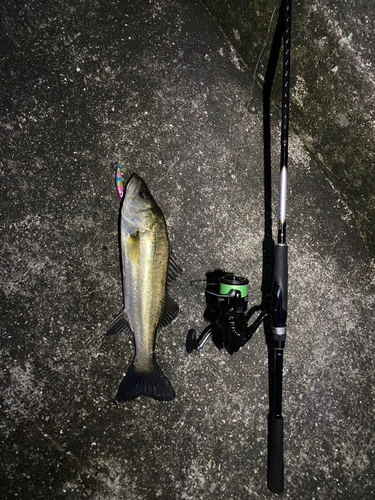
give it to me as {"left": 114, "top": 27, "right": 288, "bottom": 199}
{"left": 0, "top": 0, "right": 374, "bottom": 499}
{"left": 203, "top": 0, "right": 375, "bottom": 256}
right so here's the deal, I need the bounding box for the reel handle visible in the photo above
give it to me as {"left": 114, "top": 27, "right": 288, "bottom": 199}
{"left": 186, "top": 329, "right": 198, "bottom": 353}
{"left": 186, "top": 327, "right": 212, "bottom": 353}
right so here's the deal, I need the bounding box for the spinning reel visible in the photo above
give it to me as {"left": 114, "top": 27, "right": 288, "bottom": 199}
{"left": 186, "top": 272, "right": 283, "bottom": 355}
{"left": 186, "top": 274, "right": 251, "bottom": 354}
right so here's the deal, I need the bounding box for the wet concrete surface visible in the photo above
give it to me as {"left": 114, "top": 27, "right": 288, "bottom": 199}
{"left": 1, "top": 0, "right": 374, "bottom": 499}
{"left": 203, "top": 0, "right": 375, "bottom": 256}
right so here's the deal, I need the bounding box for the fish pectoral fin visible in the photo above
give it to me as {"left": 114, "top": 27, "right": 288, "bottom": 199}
{"left": 166, "top": 253, "right": 182, "bottom": 285}
{"left": 159, "top": 294, "right": 180, "bottom": 329}
{"left": 106, "top": 309, "right": 133, "bottom": 336}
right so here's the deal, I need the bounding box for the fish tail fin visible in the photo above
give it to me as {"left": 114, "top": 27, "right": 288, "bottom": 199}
{"left": 116, "top": 359, "right": 175, "bottom": 402}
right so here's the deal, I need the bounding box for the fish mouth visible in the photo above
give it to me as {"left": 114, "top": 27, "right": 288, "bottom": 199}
{"left": 125, "top": 173, "right": 142, "bottom": 197}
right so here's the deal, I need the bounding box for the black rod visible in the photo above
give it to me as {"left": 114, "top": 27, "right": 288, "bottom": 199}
{"left": 274, "top": 349, "right": 284, "bottom": 417}
{"left": 267, "top": 0, "right": 291, "bottom": 494}
{"left": 278, "top": 0, "right": 291, "bottom": 246}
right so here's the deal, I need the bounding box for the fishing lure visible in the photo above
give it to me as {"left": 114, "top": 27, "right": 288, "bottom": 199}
{"left": 116, "top": 164, "right": 124, "bottom": 198}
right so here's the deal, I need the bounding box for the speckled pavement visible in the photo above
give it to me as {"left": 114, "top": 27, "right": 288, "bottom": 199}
{"left": 1, "top": 1, "right": 374, "bottom": 499}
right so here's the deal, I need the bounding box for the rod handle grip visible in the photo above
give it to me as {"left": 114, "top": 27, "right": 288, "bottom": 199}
{"left": 267, "top": 415, "right": 284, "bottom": 494}
{"left": 272, "top": 244, "right": 288, "bottom": 327}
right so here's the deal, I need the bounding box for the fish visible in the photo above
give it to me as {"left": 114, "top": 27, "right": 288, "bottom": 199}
{"left": 107, "top": 173, "right": 180, "bottom": 402}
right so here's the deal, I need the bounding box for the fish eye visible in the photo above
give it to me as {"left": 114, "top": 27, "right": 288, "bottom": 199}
{"left": 139, "top": 189, "right": 147, "bottom": 199}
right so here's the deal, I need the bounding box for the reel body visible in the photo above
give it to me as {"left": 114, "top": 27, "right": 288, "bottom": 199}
{"left": 186, "top": 273, "right": 266, "bottom": 354}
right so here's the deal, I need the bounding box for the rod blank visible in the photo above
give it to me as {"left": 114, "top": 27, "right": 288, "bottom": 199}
{"left": 268, "top": 0, "right": 291, "bottom": 494}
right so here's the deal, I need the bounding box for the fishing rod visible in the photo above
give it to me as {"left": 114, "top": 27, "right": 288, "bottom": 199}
{"left": 186, "top": 0, "right": 291, "bottom": 494}
{"left": 267, "top": 0, "right": 291, "bottom": 494}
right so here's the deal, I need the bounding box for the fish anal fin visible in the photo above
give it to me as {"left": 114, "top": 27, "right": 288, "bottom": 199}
{"left": 116, "top": 359, "right": 175, "bottom": 402}
{"left": 167, "top": 253, "right": 182, "bottom": 285}
{"left": 159, "top": 294, "right": 179, "bottom": 329}
{"left": 106, "top": 309, "right": 133, "bottom": 336}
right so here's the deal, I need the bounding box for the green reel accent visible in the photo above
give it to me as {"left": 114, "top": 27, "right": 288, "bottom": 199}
{"left": 219, "top": 274, "right": 249, "bottom": 298}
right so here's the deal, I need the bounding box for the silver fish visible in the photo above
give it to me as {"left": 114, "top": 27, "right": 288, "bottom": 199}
{"left": 107, "top": 173, "right": 180, "bottom": 401}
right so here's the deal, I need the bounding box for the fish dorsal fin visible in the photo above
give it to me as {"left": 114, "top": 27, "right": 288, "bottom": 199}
{"left": 167, "top": 253, "right": 182, "bottom": 285}
{"left": 159, "top": 294, "right": 180, "bottom": 329}
{"left": 107, "top": 309, "right": 133, "bottom": 336}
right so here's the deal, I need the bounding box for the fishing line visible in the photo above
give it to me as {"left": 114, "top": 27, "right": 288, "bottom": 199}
{"left": 247, "top": 2, "right": 279, "bottom": 111}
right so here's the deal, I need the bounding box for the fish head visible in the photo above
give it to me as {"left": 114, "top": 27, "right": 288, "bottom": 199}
{"left": 121, "top": 173, "right": 161, "bottom": 231}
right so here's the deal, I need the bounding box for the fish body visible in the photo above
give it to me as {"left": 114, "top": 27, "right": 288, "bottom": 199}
{"left": 107, "top": 173, "right": 179, "bottom": 402}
